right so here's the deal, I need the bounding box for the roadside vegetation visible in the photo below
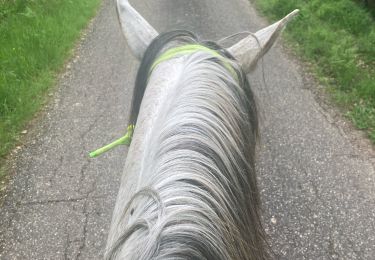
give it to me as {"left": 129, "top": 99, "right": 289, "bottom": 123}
{"left": 0, "top": 0, "right": 101, "bottom": 186}
{"left": 253, "top": 0, "right": 375, "bottom": 142}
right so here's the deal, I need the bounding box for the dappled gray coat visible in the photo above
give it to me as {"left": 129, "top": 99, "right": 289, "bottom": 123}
{"left": 105, "top": 1, "right": 298, "bottom": 259}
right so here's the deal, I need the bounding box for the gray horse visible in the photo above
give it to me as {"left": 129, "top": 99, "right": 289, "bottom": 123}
{"left": 105, "top": 1, "right": 298, "bottom": 259}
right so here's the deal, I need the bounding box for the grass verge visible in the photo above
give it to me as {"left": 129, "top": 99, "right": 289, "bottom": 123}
{"left": 0, "top": 0, "right": 101, "bottom": 188}
{"left": 253, "top": 0, "right": 375, "bottom": 143}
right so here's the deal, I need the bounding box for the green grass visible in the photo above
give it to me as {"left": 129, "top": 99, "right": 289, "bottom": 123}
{"left": 0, "top": 0, "right": 101, "bottom": 160}
{"left": 253, "top": 0, "right": 375, "bottom": 142}
{"left": 0, "top": 0, "right": 101, "bottom": 193}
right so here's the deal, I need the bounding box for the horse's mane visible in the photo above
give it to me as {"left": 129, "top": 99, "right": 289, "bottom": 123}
{"left": 106, "top": 30, "right": 268, "bottom": 259}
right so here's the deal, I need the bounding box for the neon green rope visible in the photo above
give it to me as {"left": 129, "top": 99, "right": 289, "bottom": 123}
{"left": 151, "top": 44, "right": 238, "bottom": 79}
{"left": 89, "top": 124, "right": 134, "bottom": 158}
{"left": 89, "top": 44, "right": 238, "bottom": 158}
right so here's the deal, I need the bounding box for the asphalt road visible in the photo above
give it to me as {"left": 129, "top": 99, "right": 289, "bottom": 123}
{"left": 1, "top": 0, "right": 374, "bottom": 259}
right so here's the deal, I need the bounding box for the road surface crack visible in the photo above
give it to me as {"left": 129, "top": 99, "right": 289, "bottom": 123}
{"left": 19, "top": 195, "right": 106, "bottom": 207}
{"left": 49, "top": 155, "right": 64, "bottom": 185}
{"left": 75, "top": 181, "right": 97, "bottom": 260}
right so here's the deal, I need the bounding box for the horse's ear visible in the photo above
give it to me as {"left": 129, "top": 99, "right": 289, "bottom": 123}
{"left": 116, "top": 0, "right": 159, "bottom": 60}
{"left": 226, "top": 9, "right": 299, "bottom": 73}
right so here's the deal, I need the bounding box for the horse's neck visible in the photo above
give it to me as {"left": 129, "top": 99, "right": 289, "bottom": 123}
{"left": 106, "top": 57, "right": 185, "bottom": 246}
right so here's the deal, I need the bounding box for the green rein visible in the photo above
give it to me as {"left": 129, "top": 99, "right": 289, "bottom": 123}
{"left": 89, "top": 44, "right": 236, "bottom": 158}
